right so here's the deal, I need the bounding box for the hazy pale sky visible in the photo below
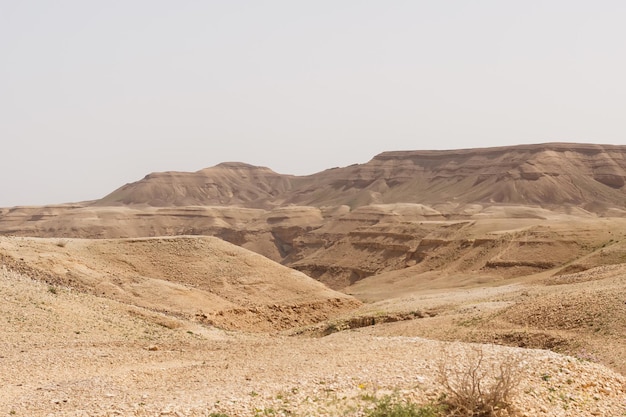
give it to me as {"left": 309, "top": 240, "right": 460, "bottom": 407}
{"left": 1, "top": 1, "right": 625, "bottom": 207}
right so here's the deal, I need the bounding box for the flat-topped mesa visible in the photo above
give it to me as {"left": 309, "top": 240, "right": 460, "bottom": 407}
{"left": 280, "top": 143, "right": 626, "bottom": 209}
{"left": 368, "top": 143, "right": 626, "bottom": 179}
{"left": 373, "top": 142, "right": 626, "bottom": 161}
{"left": 370, "top": 143, "right": 626, "bottom": 181}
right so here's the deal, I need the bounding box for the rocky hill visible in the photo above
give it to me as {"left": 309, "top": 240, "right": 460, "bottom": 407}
{"left": 96, "top": 162, "right": 298, "bottom": 208}
{"left": 95, "top": 143, "right": 626, "bottom": 212}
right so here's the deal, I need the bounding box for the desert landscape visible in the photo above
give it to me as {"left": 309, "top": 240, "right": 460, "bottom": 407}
{"left": 2, "top": 143, "right": 626, "bottom": 416}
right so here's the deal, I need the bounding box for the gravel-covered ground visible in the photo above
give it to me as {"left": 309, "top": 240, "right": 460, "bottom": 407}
{"left": 1, "top": 268, "right": 625, "bottom": 417}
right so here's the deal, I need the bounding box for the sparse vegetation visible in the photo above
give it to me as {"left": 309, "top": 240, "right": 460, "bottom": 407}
{"left": 437, "top": 345, "right": 521, "bottom": 417}
{"left": 365, "top": 396, "right": 443, "bottom": 417}
{"left": 253, "top": 407, "right": 280, "bottom": 416}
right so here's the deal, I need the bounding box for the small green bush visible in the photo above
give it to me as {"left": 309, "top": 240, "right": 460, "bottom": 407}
{"left": 366, "top": 396, "right": 443, "bottom": 417}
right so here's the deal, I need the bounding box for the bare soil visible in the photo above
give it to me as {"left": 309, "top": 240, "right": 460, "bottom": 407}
{"left": 2, "top": 234, "right": 626, "bottom": 416}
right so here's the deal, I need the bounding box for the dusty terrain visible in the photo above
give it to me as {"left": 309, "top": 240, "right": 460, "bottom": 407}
{"left": 2, "top": 260, "right": 625, "bottom": 416}
{"left": 2, "top": 143, "right": 626, "bottom": 416}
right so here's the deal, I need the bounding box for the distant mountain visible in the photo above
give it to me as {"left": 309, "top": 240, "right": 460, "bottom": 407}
{"left": 95, "top": 162, "right": 297, "bottom": 208}
{"left": 95, "top": 143, "right": 626, "bottom": 211}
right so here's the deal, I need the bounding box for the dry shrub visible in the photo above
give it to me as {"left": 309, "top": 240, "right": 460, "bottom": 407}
{"left": 437, "top": 344, "right": 522, "bottom": 417}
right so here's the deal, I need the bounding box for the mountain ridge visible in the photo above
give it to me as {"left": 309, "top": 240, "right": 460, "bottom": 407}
{"left": 94, "top": 142, "right": 626, "bottom": 211}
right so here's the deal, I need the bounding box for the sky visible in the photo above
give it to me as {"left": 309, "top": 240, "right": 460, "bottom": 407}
{"left": 1, "top": 1, "right": 625, "bottom": 207}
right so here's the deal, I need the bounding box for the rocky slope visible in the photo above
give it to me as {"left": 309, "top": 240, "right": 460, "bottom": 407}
{"left": 340, "top": 259, "right": 626, "bottom": 377}
{"left": 0, "top": 236, "right": 359, "bottom": 332}
{"left": 96, "top": 162, "right": 299, "bottom": 208}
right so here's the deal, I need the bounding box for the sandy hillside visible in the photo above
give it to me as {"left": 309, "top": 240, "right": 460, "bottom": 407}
{"left": 0, "top": 236, "right": 359, "bottom": 332}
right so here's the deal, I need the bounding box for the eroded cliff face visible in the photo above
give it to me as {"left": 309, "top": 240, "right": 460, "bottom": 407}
{"left": 283, "top": 208, "right": 619, "bottom": 290}
{"left": 2, "top": 201, "right": 624, "bottom": 291}
{"left": 283, "top": 143, "right": 626, "bottom": 209}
